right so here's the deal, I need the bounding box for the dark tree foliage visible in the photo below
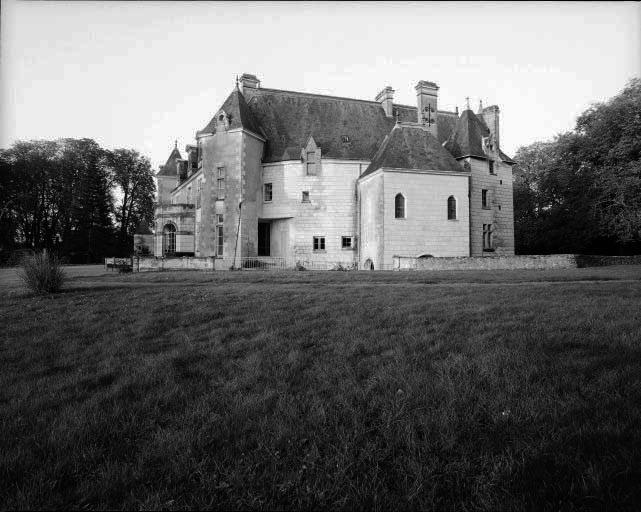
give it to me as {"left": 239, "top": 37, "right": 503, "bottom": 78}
{"left": 106, "top": 149, "right": 156, "bottom": 248}
{"left": 514, "top": 78, "right": 641, "bottom": 255}
{"left": 0, "top": 139, "right": 156, "bottom": 264}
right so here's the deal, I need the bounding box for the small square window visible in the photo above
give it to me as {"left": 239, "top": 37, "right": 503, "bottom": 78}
{"left": 264, "top": 183, "right": 273, "bottom": 202}
{"left": 341, "top": 236, "right": 353, "bottom": 249}
{"left": 302, "top": 191, "right": 310, "bottom": 202}
{"left": 313, "top": 236, "right": 325, "bottom": 251}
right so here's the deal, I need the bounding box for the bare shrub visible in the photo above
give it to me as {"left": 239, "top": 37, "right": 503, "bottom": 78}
{"left": 18, "top": 251, "right": 67, "bottom": 294}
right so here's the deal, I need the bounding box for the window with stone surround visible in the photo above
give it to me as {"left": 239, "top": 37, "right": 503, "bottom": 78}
{"left": 395, "top": 193, "right": 406, "bottom": 219}
{"left": 313, "top": 236, "right": 325, "bottom": 251}
{"left": 489, "top": 160, "right": 495, "bottom": 174}
{"left": 216, "top": 214, "right": 224, "bottom": 256}
{"left": 483, "top": 223, "right": 494, "bottom": 251}
{"left": 302, "top": 191, "right": 310, "bottom": 202}
{"left": 264, "top": 183, "right": 273, "bottom": 202}
{"left": 341, "top": 236, "right": 353, "bottom": 249}
{"left": 482, "top": 189, "right": 489, "bottom": 209}
{"left": 162, "top": 223, "right": 176, "bottom": 255}
{"left": 447, "top": 196, "right": 457, "bottom": 220}
{"left": 306, "top": 151, "right": 317, "bottom": 175}
{"left": 217, "top": 167, "right": 225, "bottom": 199}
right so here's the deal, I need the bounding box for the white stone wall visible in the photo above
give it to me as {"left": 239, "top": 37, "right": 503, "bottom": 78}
{"left": 260, "top": 159, "right": 366, "bottom": 265}
{"left": 468, "top": 156, "right": 514, "bottom": 256}
{"left": 382, "top": 170, "right": 470, "bottom": 264}
{"left": 358, "top": 171, "right": 384, "bottom": 269}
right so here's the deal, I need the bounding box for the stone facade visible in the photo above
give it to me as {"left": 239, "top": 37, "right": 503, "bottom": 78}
{"left": 151, "top": 74, "right": 516, "bottom": 268}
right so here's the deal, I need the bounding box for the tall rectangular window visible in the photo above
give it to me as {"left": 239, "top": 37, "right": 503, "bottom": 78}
{"left": 306, "top": 151, "right": 316, "bottom": 175}
{"left": 482, "top": 189, "right": 489, "bottom": 209}
{"left": 483, "top": 223, "right": 493, "bottom": 250}
{"left": 302, "top": 191, "right": 310, "bottom": 202}
{"left": 489, "top": 160, "right": 495, "bottom": 174}
{"left": 313, "top": 236, "right": 325, "bottom": 251}
{"left": 216, "top": 214, "right": 224, "bottom": 256}
{"left": 264, "top": 183, "right": 273, "bottom": 202}
{"left": 217, "top": 166, "right": 225, "bottom": 199}
{"left": 196, "top": 180, "right": 202, "bottom": 209}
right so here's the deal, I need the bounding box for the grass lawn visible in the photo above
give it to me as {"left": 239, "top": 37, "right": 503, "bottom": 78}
{"left": 2, "top": 266, "right": 641, "bottom": 510}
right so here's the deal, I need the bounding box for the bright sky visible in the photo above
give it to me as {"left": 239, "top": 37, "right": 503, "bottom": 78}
{"left": 1, "top": 1, "right": 639, "bottom": 170}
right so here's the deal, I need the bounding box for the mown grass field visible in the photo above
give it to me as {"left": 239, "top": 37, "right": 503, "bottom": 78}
{"left": 2, "top": 266, "right": 641, "bottom": 510}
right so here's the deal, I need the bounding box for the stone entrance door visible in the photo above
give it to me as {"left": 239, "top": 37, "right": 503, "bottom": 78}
{"left": 258, "top": 222, "right": 270, "bottom": 256}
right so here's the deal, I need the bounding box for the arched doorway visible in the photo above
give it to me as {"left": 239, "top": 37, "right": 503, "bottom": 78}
{"left": 162, "top": 223, "right": 176, "bottom": 256}
{"left": 363, "top": 258, "right": 374, "bottom": 270}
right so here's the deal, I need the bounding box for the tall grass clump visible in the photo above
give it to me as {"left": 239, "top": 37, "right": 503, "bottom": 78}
{"left": 18, "top": 251, "right": 67, "bottom": 294}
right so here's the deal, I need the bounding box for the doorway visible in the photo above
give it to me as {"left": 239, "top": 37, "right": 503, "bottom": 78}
{"left": 258, "top": 222, "right": 270, "bottom": 256}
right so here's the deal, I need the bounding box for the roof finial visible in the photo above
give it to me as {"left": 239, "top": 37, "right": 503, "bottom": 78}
{"left": 235, "top": 75, "right": 239, "bottom": 89}
{"left": 465, "top": 96, "right": 470, "bottom": 110}
{"left": 478, "top": 99, "right": 483, "bottom": 113}
{"left": 174, "top": 139, "right": 177, "bottom": 150}
{"left": 455, "top": 106, "right": 459, "bottom": 116}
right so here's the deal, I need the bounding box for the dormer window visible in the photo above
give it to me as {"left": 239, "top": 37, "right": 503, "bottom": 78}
{"left": 216, "top": 110, "right": 230, "bottom": 131}
{"left": 303, "top": 136, "right": 321, "bottom": 176}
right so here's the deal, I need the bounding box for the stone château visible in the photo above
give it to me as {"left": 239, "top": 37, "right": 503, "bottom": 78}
{"left": 149, "top": 73, "right": 515, "bottom": 269}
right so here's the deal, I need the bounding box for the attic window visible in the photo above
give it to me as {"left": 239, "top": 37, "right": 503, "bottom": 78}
{"left": 219, "top": 114, "right": 224, "bottom": 121}
{"left": 306, "top": 151, "right": 317, "bottom": 176}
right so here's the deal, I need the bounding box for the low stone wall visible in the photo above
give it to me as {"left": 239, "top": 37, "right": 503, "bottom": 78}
{"left": 137, "top": 256, "right": 215, "bottom": 272}
{"left": 394, "top": 254, "right": 579, "bottom": 271}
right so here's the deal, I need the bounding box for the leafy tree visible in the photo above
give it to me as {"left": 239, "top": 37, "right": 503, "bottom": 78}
{"left": 0, "top": 138, "right": 156, "bottom": 263}
{"left": 514, "top": 78, "right": 641, "bottom": 254}
{"left": 106, "top": 149, "right": 156, "bottom": 250}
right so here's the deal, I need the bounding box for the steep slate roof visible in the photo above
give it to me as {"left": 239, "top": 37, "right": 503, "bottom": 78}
{"left": 199, "top": 87, "right": 261, "bottom": 137}
{"left": 236, "top": 88, "right": 458, "bottom": 163}
{"left": 443, "top": 109, "right": 490, "bottom": 160}
{"left": 244, "top": 88, "right": 396, "bottom": 162}
{"left": 156, "top": 147, "right": 182, "bottom": 177}
{"left": 361, "top": 123, "right": 464, "bottom": 178}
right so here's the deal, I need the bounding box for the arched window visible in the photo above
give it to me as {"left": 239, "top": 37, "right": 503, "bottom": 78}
{"left": 395, "top": 193, "right": 405, "bottom": 219}
{"left": 163, "top": 224, "right": 176, "bottom": 255}
{"left": 447, "top": 196, "right": 457, "bottom": 220}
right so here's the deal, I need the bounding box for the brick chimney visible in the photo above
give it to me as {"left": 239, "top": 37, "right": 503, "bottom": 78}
{"left": 375, "top": 86, "right": 395, "bottom": 117}
{"left": 481, "top": 105, "right": 500, "bottom": 149}
{"left": 239, "top": 73, "right": 260, "bottom": 94}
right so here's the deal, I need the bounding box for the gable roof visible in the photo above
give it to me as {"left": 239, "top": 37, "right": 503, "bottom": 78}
{"left": 198, "top": 87, "right": 261, "bottom": 137}
{"left": 156, "top": 146, "right": 182, "bottom": 177}
{"left": 443, "top": 109, "right": 490, "bottom": 160}
{"left": 361, "top": 123, "right": 464, "bottom": 178}
{"left": 215, "top": 87, "right": 458, "bottom": 163}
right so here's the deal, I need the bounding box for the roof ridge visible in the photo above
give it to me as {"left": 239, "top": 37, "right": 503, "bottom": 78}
{"left": 251, "top": 87, "right": 383, "bottom": 106}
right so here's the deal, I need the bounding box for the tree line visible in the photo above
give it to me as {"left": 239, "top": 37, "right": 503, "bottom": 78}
{"left": 0, "top": 139, "right": 155, "bottom": 264}
{"left": 513, "top": 78, "right": 641, "bottom": 255}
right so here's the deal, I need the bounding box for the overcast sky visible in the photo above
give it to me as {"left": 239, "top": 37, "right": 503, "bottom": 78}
{"left": 1, "top": 1, "right": 639, "bottom": 170}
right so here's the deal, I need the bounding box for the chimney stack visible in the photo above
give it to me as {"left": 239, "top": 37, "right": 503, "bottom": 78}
{"left": 415, "top": 80, "right": 439, "bottom": 136}
{"left": 375, "top": 86, "right": 395, "bottom": 117}
{"left": 239, "top": 73, "right": 260, "bottom": 94}
{"left": 481, "top": 105, "right": 500, "bottom": 149}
